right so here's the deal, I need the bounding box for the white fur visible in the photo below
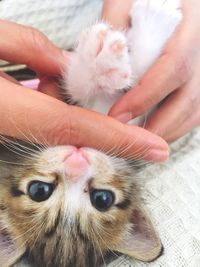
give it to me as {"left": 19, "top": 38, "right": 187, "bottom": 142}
{"left": 66, "top": 23, "right": 132, "bottom": 110}
{"left": 63, "top": 0, "right": 182, "bottom": 119}
{"left": 127, "top": 0, "right": 182, "bottom": 85}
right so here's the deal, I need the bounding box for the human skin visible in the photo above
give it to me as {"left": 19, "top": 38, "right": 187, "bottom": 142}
{"left": 0, "top": 19, "right": 168, "bottom": 161}
{"left": 103, "top": 0, "right": 200, "bottom": 142}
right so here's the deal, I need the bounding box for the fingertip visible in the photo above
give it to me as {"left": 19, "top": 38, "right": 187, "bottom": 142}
{"left": 142, "top": 131, "right": 170, "bottom": 162}
{"left": 153, "top": 138, "right": 169, "bottom": 161}
{"left": 147, "top": 147, "right": 169, "bottom": 162}
{"left": 108, "top": 95, "right": 129, "bottom": 119}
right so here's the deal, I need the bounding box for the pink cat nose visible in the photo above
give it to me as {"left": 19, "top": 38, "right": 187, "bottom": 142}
{"left": 64, "top": 148, "right": 89, "bottom": 182}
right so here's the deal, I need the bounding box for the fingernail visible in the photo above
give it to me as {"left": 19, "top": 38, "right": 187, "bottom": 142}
{"left": 115, "top": 112, "right": 132, "bottom": 123}
{"left": 149, "top": 148, "right": 169, "bottom": 162}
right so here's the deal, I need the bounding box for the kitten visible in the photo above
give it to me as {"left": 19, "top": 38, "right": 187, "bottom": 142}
{"left": 0, "top": 0, "right": 182, "bottom": 266}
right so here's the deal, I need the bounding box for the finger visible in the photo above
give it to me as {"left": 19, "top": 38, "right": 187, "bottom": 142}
{"left": 102, "top": 0, "right": 132, "bottom": 28}
{"left": 145, "top": 63, "right": 200, "bottom": 138}
{"left": 109, "top": 51, "right": 191, "bottom": 120}
{"left": 109, "top": 18, "right": 195, "bottom": 121}
{"left": 166, "top": 106, "right": 200, "bottom": 142}
{"left": 145, "top": 88, "right": 196, "bottom": 137}
{"left": 0, "top": 77, "right": 169, "bottom": 162}
{"left": 38, "top": 77, "right": 62, "bottom": 100}
{"left": 0, "top": 20, "right": 68, "bottom": 75}
{"left": 0, "top": 71, "right": 19, "bottom": 84}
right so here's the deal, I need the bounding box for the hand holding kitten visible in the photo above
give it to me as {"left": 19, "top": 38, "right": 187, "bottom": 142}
{"left": 104, "top": 0, "right": 200, "bottom": 142}
{"left": 0, "top": 20, "right": 168, "bottom": 161}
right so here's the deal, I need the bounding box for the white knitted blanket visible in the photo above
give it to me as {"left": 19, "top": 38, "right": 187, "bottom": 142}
{"left": 1, "top": 1, "right": 200, "bottom": 266}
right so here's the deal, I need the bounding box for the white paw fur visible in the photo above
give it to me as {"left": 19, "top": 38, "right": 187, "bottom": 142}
{"left": 128, "top": 0, "right": 182, "bottom": 85}
{"left": 65, "top": 23, "right": 132, "bottom": 106}
{"left": 63, "top": 0, "right": 182, "bottom": 118}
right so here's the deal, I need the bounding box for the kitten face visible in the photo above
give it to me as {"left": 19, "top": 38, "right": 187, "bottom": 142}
{"left": 0, "top": 144, "right": 161, "bottom": 267}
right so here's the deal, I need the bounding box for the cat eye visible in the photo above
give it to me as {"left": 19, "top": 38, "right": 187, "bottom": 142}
{"left": 28, "top": 181, "right": 55, "bottom": 202}
{"left": 90, "top": 189, "right": 115, "bottom": 211}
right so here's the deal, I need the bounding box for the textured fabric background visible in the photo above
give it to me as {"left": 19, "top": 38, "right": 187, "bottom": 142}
{"left": 1, "top": 1, "right": 200, "bottom": 266}
{"left": 0, "top": 0, "right": 103, "bottom": 49}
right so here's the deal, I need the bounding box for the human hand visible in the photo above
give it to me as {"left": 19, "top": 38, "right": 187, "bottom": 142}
{"left": 0, "top": 19, "right": 168, "bottom": 161}
{"left": 104, "top": 0, "right": 200, "bottom": 142}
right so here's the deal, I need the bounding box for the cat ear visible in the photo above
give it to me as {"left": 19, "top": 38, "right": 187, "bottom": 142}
{"left": 113, "top": 208, "right": 162, "bottom": 262}
{"left": 0, "top": 227, "right": 26, "bottom": 266}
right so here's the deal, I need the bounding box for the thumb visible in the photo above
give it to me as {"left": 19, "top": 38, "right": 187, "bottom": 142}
{"left": 0, "top": 77, "right": 169, "bottom": 162}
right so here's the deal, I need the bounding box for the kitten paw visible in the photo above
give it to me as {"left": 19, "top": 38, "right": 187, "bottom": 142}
{"left": 65, "top": 23, "right": 132, "bottom": 104}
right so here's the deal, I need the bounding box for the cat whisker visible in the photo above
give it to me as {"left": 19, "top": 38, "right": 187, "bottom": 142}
{"left": 98, "top": 136, "right": 149, "bottom": 160}
{"left": 86, "top": 224, "right": 99, "bottom": 266}
{"left": 0, "top": 134, "right": 41, "bottom": 157}
{"left": 26, "top": 123, "right": 49, "bottom": 150}
{"left": 2, "top": 142, "right": 37, "bottom": 159}
{"left": 88, "top": 221, "right": 107, "bottom": 267}
{"left": 0, "top": 142, "right": 35, "bottom": 161}
{"left": 0, "top": 159, "right": 33, "bottom": 166}
{"left": 4, "top": 221, "right": 39, "bottom": 245}
{"left": 7, "top": 118, "right": 42, "bottom": 150}
{"left": 30, "top": 220, "right": 46, "bottom": 250}
{"left": 110, "top": 140, "right": 158, "bottom": 162}
{"left": 0, "top": 135, "right": 37, "bottom": 155}
{"left": 8, "top": 117, "right": 48, "bottom": 152}
{"left": 89, "top": 219, "right": 119, "bottom": 256}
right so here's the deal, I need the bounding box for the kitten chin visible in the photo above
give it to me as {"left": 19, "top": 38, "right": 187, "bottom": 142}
{"left": 0, "top": 141, "right": 162, "bottom": 267}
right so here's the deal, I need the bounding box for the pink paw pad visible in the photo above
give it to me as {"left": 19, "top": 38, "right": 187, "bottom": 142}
{"left": 110, "top": 41, "right": 126, "bottom": 54}
{"left": 120, "top": 72, "right": 130, "bottom": 79}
